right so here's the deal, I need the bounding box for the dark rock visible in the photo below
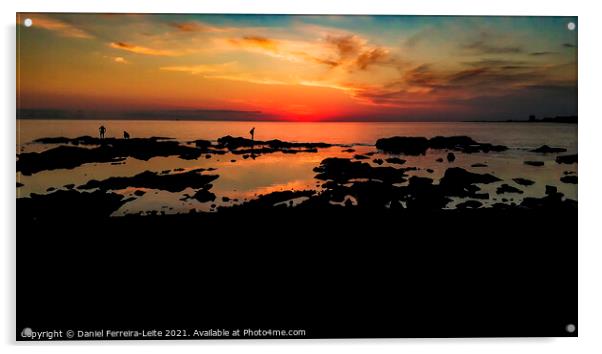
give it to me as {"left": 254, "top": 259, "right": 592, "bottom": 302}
{"left": 385, "top": 157, "right": 406, "bottom": 165}
{"left": 428, "top": 136, "right": 477, "bottom": 149}
{"left": 560, "top": 175, "right": 578, "bottom": 184}
{"left": 556, "top": 154, "right": 577, "bottom": 164}
{"left": 187, "top": 189, "right": 216, "bottom": 203}
{"left": 513, "top": 178, "right": 535, "bottom": 186}
{"left": 64, "top": 184, "right": 75, "bottom": 189}
{"left": 133, "top": 190, "right": 146, "bottom": 197}
{"left": 232, "top": 190, "right": 315, "bottom": 209}
{"left": 471, "top": 163, "right": 488, "bottom": 167}
{"left": 426, "top": 169, "right": 434, "bottom": 173}
{"left": 222, "top": 196, "right": 230, "bottom": 202}
{"left": 375, "top": 136, "right": 429, "bottom": 155}
{"left": 18, "top": 137, "right": 210, "bottom": 175}
{"left": 531, "top": 145, "right": 567, "bottom": 153}
{"left": 428, "top": 136, "right": 507, "bottom": 153}
{"left": 17, "top": 182, "right": 24, "bottom": 188}
{"left": 439, "top": 167, "right": 501, "bottom": 198}
{"left": 373, "top": 158, "right": 384, "bottom": 165}
{"left": 563, "top": 171, "right": 575, "bottom": 175}
{"left": 524, "top": 161, "right": 544, "bottom": 167}
{"left": 216, "top": 135, "right": 331, "bottom": 154}
{"left": 545, "top": 185, "right": 557, "bottom": 195}
{"left": 456, "top": 200, "right": 483, "bottom": 209}
{"left": 46, "top": 187, "right": 56, "bottom": 192}
{"left": 192, "top": 139, "right": 212, "bottom": 149}
{"left": 231, "top": 159, "right": 236, "bottom": 163}
{"left": 354, "top": 154, "right": 369, "bottom": 160}
{"left": 17, "top": 189, "right": 129, "bottom": 220}
{"left": 314, "top": 158, "right": 408, "bottom": 184}
{"left": 436, "top": 158, "right": 444, "bottom": 162}
{"left": 408, "top": 175, "right": 433, "bottom": 187}
{"left": 496, "top": 184, "right": 524, "bottom": 194}
{"left": 79, "top": 169, "right": 219, "bottom": 193}
{"left": 342, "top": 148, "right": 355, "bottom": 153}
{"left": 521, "top": 191, "right": 575, "bottom": 209}
{"left": 447, "top": 152, "right": 456, "bottom": 162}
{"left": 402, "top": 176, "right": 451, "bottom": 210}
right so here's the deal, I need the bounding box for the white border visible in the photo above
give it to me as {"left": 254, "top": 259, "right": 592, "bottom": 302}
{"left": 2, "top": 1, "right": 601, "bottom": 353}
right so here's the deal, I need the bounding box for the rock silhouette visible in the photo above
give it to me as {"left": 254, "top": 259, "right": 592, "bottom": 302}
{"left": 438, "top": 167, "right": 500, "bottom": 198}
{"left": 385, "top": 157, "right": 406, "bottom": 165}
{"left": 560, "top": 175, "right": 578, "bottom": 184}
{"left": 524, "top": 160, "right": 544, "bottom": 167}
{"left": 18, "top": 137, "right": 211, "bottom": 175}
{"left": 513, "top": 178, "right": 535, "bottom": 186}
{"left": 531, "top": 145, "right": 567, "bottom": 153}
{"left": 496, "top": 184, "right": 524, "bottom": 194}
{"left": 556, "top": 154, "right": 578, "bottom": 164}
{"left": 78, "top": 169, "right": 218, "bottom": 193}
{"left": 376, "top": 135, "right": 507, "bottom": 155}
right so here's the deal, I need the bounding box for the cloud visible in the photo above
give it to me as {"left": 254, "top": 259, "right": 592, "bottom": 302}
{"left": 27, "top": 15, "right": 93, "bottom": 39}
{"left": 160, "top": 62, "right": 237, "bottom": 75}
{"left": 402, "top": 64, "right": 438, "bottom": 87}
{"left": 530, "top": 51, "right": 556, "bottom": 56}
{"left": 169, "top": 22, "right": 230, "bottom": 33}
{"left": 460, "top": 31, "right": 523, "bottom": 54}
{"left": 325, "top": 35, "right": 363, "bottom": 58}
{"left": 204, "top": 74, "right": 288, "bottom": 86}
{"left": 222, "top": 32, "right": 394, "bottom": 72}
{"left": 347, "top": 56, "right": 562, "bottom": 110}
{"left": 113, "top": 56, "right": 128, "bottom": 64}
{"left": 320, "top": 34, "right": 393, "bottom": 71}
{"left": 463, "top": 40, "right": 522, "bottom": 54}
{"left": 228, "top": 36, "right": 279, "bottom": 51}
{"left": 109, "top": 41, "right": 181, "bottom": 56}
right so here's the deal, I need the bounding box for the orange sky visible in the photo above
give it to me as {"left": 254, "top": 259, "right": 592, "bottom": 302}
{"left": 17, "top": 14, "right": 578, "bottom": 121}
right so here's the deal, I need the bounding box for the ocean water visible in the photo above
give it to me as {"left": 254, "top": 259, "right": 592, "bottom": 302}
{"left": 16, "top": 120, "right": 578, "bottom": 214}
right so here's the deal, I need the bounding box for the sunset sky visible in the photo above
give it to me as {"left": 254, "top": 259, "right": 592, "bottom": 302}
{"left": 17, "top": 13, "right": 577, "bottom": 121}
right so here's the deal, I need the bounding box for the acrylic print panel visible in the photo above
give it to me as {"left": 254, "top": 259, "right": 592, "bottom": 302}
{"left": 16, "top": 13, "right": 577, "bottom": 340}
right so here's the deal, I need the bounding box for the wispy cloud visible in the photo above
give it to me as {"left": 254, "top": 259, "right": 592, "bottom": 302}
{"left": 530, "top": 51, "right": 556, "bottom": 56}
{"left": 169, "top": 21, "right": 231, "bottom": 33}
{"left": 160, "top": 62, "right": 237, "bottom": 75}
{"left": 27, "top": 15, "right": 93, "bottom": 39}
{"left": 113, "top": 56, "right": 128, "bottom": 64}
{"left": 462, "top": 40, "right": 522, "bottom": 54}
{"left": 460, "top": 30, "right": 523, "bottom": 54}
{"left": 109, "top": 41, "right": 181, "bottom": 56}
{"left": 228, "top": 36, "right": 279, "bottom": 52}
{"left": 322, "top": 34, "right": 393, "bottom": 71}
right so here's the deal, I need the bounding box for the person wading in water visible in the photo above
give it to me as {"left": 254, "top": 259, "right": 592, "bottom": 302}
{"left": 99, "top": 125, "right": 106, "bottom": 139}
{"left": 249, "top": 127, "right": 256, "bottom": 159}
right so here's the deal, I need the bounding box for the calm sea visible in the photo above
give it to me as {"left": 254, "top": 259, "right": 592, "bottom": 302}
{"left": 17, "top": 120, "right": 578, "bottom": 151}
{"left": 16, "top": 120, "right": 578, "bottom": 214}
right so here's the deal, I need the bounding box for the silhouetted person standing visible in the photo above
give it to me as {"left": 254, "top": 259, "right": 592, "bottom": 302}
{"left": 123, "top": 131, "right": 130, "bottom": 139}
{"left": 250, "top": 127, "right": 255, "bottom": 142}
{"left": 99, "top": 125, "right": 106, "bottom": 139}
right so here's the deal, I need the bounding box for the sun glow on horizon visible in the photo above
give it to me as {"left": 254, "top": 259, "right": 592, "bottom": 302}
{"left": 17, "top": 13, "right": 577, "bottom": 121}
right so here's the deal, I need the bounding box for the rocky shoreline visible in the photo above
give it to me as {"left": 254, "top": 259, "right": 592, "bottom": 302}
{"left": 17, "top": 134, "right": 577, "bottom": 219}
